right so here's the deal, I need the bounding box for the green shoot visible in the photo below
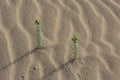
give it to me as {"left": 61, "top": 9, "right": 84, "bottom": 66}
{"left": 72, "top": 35, "right": 79, "bottom": 60}
{"left": 35, "top": 20, "right": 41, "bottom": 48}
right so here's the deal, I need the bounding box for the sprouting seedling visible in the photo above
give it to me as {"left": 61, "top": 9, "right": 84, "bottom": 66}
{"left": 72, "top": 35, "right": 79, "bottom": 60}
{"left": 35, "top": 20, "right": 41, "bottom": 48}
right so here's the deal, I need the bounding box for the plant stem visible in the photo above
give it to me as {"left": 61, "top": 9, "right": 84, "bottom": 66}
{"left": 72, "top": 35, "right": 79, "bottom": 60}
{"left": 73, "top": 42, "right": 78, "bottom": 60}
{"left": 35, "top": 20, "right": 41, "bottom": 48}
{"left": 37, "top": 24, "right": 41, "bottom": 48}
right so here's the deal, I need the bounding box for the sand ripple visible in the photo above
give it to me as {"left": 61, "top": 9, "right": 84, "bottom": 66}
{"left": 0, "top": 0, "right": 120, "bottom": 80}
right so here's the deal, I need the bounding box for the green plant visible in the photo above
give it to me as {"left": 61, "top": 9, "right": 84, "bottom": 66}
{"left": 72, "top": 35, "right": 79, "bottom": 60}
{"left": 35, "top": 20, "right": 41, "bottom": 48}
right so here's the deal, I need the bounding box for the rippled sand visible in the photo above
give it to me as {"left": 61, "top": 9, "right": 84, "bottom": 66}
{"left": 0, "top": 0, "right": 120, "bottom": 80}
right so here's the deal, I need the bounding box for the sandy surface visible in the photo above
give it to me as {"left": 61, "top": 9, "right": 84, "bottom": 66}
{"left": 0, "top": 0, "right": 120, "bottom": 80}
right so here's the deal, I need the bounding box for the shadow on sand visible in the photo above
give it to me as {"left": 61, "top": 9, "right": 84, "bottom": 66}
{"left": 0, "top": 47, "right": 44, "bottom": 71}
{"left": 40, "top": 58, "right": 77, "bottom": 79}
{"left": 0, "top": 46, "right": 79, "bottom": 79}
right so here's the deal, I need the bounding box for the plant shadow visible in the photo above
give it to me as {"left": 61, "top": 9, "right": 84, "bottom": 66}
{"left": 40, "top": 58, "right": 76, "bottom": 79}
{"left": 0, "top": 47, "right": 45, "bottom": 72}
{"left": 0, "top": 46, "right": 80, "bottom": 80}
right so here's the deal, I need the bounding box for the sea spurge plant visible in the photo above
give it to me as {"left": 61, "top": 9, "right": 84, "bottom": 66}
{"left": 72, "top": 35, "right": 79, "bottom": 60}
{"left": 35, "top": 20, "right": 41, "bottom": 48}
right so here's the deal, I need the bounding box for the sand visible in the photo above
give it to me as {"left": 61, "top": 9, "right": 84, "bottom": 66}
{"left": 0, "top": 0, "right": 120, "bottom": 80}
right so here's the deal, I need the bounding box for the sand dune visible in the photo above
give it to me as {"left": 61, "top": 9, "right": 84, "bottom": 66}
{"left": 0, "top": 0, "right": 120, "bottom": 80}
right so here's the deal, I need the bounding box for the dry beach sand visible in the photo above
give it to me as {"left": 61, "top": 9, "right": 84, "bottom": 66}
{"left": 0, "top": 0, "right": 120, "bottom": 80}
